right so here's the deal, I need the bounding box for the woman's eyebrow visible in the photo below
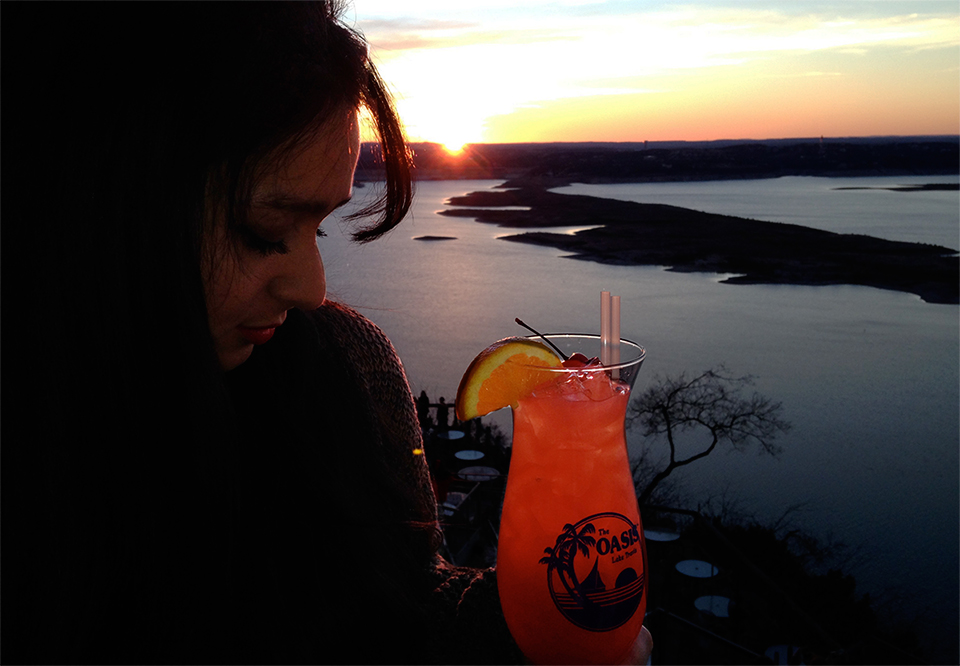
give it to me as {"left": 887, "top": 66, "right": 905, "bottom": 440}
{"left": 256, "top": 194, "right": 353, "bottom": 216}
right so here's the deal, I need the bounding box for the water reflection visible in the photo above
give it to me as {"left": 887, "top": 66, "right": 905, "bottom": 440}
{"left": 324, "top": 177, "right": 959, "bottom": 661}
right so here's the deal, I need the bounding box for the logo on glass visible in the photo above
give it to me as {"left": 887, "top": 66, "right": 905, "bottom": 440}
{"left": 539, "top": 512, "right": 645, "bottom": 631}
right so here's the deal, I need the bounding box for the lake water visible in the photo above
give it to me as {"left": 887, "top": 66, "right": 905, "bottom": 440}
{"left": 322, "top": 174, "right": 959, "bottom": 661}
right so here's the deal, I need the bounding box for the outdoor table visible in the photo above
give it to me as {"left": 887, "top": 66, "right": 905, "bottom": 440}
{"left": 675, "top": 559, "right": 718, "bottom": 578}
{"left": 643, "top": 529, "right": 680, "bottom": 542}
{"left": 458, "top": 465, "right": 500, "bottom": 481}
{"left": 454, "top": 449, "right": 485, "bottom": 461}
{"left": 694, "top": 595, "right": 731, "bottom": 617}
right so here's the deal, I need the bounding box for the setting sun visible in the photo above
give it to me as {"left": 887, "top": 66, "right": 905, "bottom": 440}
{"left": 389, "top": 93, "right": 486, "bottom": 150}
{"left": 420, "top": 110, "right": 473, "bottom": 153}
{"left": 441, "top": 139, "right": 468, "bottom": 155}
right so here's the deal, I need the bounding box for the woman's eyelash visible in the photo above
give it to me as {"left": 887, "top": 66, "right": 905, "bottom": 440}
{"left": 238, "top": 226, "right": 289, "bottom": 256}
{"left": 237, "top": 226, "right": 326, "bottom": 255}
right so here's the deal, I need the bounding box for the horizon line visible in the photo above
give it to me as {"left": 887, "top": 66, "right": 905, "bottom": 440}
{"left": 371, "top": 134, "right": 960, "bottom": 147}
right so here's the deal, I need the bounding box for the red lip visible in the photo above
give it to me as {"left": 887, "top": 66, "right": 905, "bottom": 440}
{"left": 238, "top": 325, "right": 278, "bottom": 346}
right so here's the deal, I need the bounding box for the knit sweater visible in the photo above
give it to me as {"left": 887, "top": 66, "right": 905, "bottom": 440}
{"left": 225, "top": 302, "right": 524, "bottom": 664}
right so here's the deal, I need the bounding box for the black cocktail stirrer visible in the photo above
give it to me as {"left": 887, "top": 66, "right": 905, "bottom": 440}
{"left": 515, "top": 318, "right": 569, "bottom": 361}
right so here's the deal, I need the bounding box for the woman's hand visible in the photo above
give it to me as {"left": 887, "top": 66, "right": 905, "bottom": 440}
{"left": 618, "top": 626, "right": 653, "bottom": 665}
{"left": 519, "top": 625, "right": 652, "bottom": 665}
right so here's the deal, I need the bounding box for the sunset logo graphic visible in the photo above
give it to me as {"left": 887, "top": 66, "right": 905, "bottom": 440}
{"left": 539, "top": 512, "right": 645, "bottom": 631}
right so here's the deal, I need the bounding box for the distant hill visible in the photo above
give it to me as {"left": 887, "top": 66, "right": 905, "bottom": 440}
{"left": 356, "top": 137, "right": 960, "bottom": 185}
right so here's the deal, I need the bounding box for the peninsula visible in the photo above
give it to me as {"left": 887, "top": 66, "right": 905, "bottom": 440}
{"left": 439, "top": 187, "right": 959, "bottom": 305}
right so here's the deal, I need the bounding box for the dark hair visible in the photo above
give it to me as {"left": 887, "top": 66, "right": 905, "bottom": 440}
{"left": 3, "top": 3, "right": 413, "bottom": 661}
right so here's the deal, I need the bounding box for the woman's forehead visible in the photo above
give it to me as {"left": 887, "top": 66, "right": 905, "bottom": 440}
{"left": 256, "top": 110, "right": 360, "bottom": 201}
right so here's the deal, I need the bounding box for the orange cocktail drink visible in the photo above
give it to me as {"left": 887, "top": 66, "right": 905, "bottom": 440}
{"left": 497, "top": 335, "right": 646, "bottom": 665}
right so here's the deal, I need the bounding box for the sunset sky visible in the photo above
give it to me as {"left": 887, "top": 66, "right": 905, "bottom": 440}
{"left": 347, "top": 1, "right": 960, "bottom": 149}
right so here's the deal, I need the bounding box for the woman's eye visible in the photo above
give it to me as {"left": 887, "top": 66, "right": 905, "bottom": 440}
{"left": 238, "top": 226, "right": 289, "bottom": 256}
{"left": 315, "top": 228, "right": 327, "bottom": 239}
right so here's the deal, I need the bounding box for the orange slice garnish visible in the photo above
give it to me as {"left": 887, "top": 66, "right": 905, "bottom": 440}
{"left": 455, "top": 337, "right": 564, "bottom": 421}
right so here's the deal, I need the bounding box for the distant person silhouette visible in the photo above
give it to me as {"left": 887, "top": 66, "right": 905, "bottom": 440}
{"left": 417, "top": 389, "right": 432, "bottom": 429}
{"left": 436, "top": 396, "right": 450, "bottom": 430}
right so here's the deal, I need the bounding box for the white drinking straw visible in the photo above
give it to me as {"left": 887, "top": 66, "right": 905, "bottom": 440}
{"left": 601, "top": 291, "right": 611, "bottom": 366}
{"left": 611, "top": 295, "right": 621, "bottom": 379}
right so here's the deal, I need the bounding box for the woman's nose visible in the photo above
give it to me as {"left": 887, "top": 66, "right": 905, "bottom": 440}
{"left": 273, "top": 237, "right": 326, "bottom": 311}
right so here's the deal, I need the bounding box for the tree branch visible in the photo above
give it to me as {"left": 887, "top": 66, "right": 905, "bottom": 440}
{"left": 630, "top": 365, "right": 791, "bottom": 507}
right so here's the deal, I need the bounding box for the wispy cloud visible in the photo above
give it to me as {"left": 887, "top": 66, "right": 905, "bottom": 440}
{"left": 353, "top": 2, "right": 959, "bottom": 142}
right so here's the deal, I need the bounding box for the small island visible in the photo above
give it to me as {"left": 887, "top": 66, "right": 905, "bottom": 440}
{"left": 439, "top": 187, "right": 959, "bottom": 305}
{"left": 414, "top": 235, "right": 458, "bottom": 241}
{"left": 833, "top": 183, "right": 959, "bottom": 192}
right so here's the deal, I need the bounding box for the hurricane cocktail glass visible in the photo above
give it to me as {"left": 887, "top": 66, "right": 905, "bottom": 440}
{"left": 497, "top": 334, "right": 647, "bottom": 665}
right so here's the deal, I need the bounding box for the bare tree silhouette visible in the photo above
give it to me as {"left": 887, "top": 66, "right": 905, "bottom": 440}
{"left": 628, "top": 365, "right": 791, "bottom": 507}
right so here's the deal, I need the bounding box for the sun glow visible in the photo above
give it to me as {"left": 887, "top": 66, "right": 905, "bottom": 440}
{"left": 358, "top": 5, "right": 959, "bottom": 144}
{"left": 361, "top": 105, "right": 474, "bottom": 152}
{"left": 392, "top": 96, "right": 486, "bottom": 150}
{"left": 441, "top": 138, "right": 469, "bottom": 155}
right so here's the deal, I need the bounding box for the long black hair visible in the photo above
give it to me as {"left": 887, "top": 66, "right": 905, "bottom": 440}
{"left": 3, "top": 3, "right": 415, "bottom": 662}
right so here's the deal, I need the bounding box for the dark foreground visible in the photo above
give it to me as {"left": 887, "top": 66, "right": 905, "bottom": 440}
{"left": 439, "top": 187, "right": 959, "bottom": 305}
{"left": 422, "top": 410, "right": 936, "bottom": 665}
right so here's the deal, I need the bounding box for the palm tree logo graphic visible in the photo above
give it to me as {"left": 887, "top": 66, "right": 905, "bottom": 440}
{"left": 540, "top": 522, "right": 597, "bottom": 608}
{"left": 539, "top": 513, "right": 645, "bottom": 631}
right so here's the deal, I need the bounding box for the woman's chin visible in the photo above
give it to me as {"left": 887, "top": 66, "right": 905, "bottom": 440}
{"left": 219, "top": 343, "right": 254, "bottom": 371}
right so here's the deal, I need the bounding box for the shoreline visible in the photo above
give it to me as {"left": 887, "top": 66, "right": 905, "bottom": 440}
{"left": 439, "top": 187, "right": 959, "bottom": 305}
{"left": 357, "top": 138, "right": 960, "bottom": 186}
{"left": 361, "top": 168, "right": 960, "bottom": 186}
{"left": 498, "top": 171, "right": 960, "bottom": 189}
{"left": 831, "top": 183, "right": 959, "bottom": 192}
